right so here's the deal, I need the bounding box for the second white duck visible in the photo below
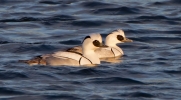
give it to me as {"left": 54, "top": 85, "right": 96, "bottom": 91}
{"left": 67, "top": 29, "right": 132, "bottom": 58}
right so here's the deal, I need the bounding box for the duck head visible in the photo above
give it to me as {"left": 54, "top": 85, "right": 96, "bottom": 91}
{"left": 82, "top": 33, "right": 107, "bottom": 51}
{"left": 105, "top": 29, "right": 132, "bottom": 46}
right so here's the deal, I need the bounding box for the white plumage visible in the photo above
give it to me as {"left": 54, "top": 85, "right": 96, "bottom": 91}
{"left": 20, "top": 33, "right": 107, "bottom": 66}
{"left": 67, "top": 29, "right": 132, "bottom": 58}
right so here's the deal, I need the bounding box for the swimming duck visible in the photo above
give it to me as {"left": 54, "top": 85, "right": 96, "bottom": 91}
{"left": 67, "top": 29, "right": 132, "bottom": 58}
{"left": 20, "top": 33, "right": 107, "bottom": 66}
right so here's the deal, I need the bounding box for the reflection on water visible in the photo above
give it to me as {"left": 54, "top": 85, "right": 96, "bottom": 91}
{"left": 101, "top": 56, "right": 123, "bottom": 64}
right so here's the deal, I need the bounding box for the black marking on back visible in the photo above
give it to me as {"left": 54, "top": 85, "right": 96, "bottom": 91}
{"left": 84, "top": 56, "right": 93, "bottom": 64}
{"left": 79, "top": 56, "right": 92, "bottom": 65}
{"left": 19, "top": 55, "right": 43, "bottom": 64}
{"left": 82, "top": 36, "right": 91, "bottom": 43}
{"left": 33, "top": 55, "right": 43, "bottom": 64}
{"left": 36, "top": 56, "right": 41, "bottom": 64}
{"left": 66, "top": 48, "right": 82, "bottom": 55}
{"left": 111, "top": 48, "right": 116, "bottom": 57}
{"left": 35, "top": 55, "right": 42, "bottom": 59}
{"left": 112, "top": 47, "right": 123, "bottom": 56}
{"left": 117, "top": 35, "right": 124, "bottom": 41}
{"left": 79, "top": 57, "right": 83, "bottom": 65}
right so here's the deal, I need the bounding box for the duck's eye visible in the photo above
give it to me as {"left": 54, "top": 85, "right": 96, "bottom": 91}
{"left": 93, "top": 40, "right": 101, "bottom": 47}
{"left": 117, "top": 35, "right": 124, "bottom": 41}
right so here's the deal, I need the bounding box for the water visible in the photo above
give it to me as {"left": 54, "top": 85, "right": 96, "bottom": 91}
{"left": 0, "top": 0, "right": 181, "bottom": 99}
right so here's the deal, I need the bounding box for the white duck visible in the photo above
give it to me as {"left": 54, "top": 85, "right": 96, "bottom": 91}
{"left": 67, "top": 29, "right": 132, "bottom": 58}
{"left": 20, "top": 33, "right": 107, "bottom": 66}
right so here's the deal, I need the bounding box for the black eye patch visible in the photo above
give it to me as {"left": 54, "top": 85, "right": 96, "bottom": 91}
{"left": 93, "top": 40, "right": 101, "bottom": 47}
{"left": 117, "top": 35, "right": 124, "bottom": 41}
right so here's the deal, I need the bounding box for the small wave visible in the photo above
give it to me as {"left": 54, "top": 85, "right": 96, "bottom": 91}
{"left": 71, "top": 20, "right": 106, "bottom": 27}
{"left": 152, "top": 2, "right": 167, "bottom": 5}
{"left": 92, "top": 7, "right": 140, "bottom": 15}
{"left": 172, "top": 46, "right": 181, "bottom": 49}
{"left": 39, "top": 0, "right": 78, "bottom": 5}
{"left": 168, "top": 0, "right": 181, "bottom": 4}
{"left": 133, "top": 37, "right": 181, "bottom": 43}
{"left": 0, "top": 41, "right": 10, "bottom": 44}
{"left": 136, "top": 15, "right": 168, "bottom": 20}
{"left": 69, "top": 68, "right": 104, "bottom": 76}
{"left": 40, "top": 15, "right": 76, "bottom": 25}
{"left": 47, "top": 15, "right": 76, "bottom": 21}
{"left": 125, "top": 20, "right": 142, "bottom": 23}
{"left": 163, "top": 70, "right": 181, "bottom": 75}
{"left": 87, "top": 77, "right": 145, "bottom": 85}
{"left": 152, "top": 0, "right": 181, "bottom": 5}
{"left": 45, "top": 94, "right": 82, "bottom": 100}
{"left": 0, "top": 87, "right": 24, "bottom": 95}
{"left": 0, "top": 71, "right": 28, "bottom": 80}
{"left": 14, "top": 44, "right": 56, "bottom": 53}
{"left": 166, "top": 20, "right": 180, "bottom": 25}
{"left": 136, "top": 16, "right": 181, "bottom": 23}
{"left": 0, "top": 17, "right": 40, "bottom": 22}
{"left": 164, "top": 30, "right": 181, "bottom": 34}
{"left": 0, "top": 15, "right": 76, "bottom": 25}
{"left": 81, "top": 1, "right": 113, "bottom": 8}
{"left": 39, "top": 1, "right": 60, "bottom": 5}
{"left": 125, "top": 30, "right": 181, "bottom": 35}
{"left": 156, "top": 58, "right": 168, "bottom": 60}
{"left": 59, "top": 40, "right": 81, "bottom": 45}
{"left": 121, "top": 92, "right": 155, "bottom": 98}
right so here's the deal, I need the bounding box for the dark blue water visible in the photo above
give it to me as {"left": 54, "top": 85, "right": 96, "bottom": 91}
{"left": 0, "top": 0, "right": 181, "bottom": 99}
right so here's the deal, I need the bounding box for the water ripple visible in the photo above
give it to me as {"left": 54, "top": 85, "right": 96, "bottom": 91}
{"left": 92, "top": 6, "right": 140, "bottom": 15}
{"left": 14, "top": 44, "right": 57, "bottom": 53}
{"left": 59, "top": 40, "right": 81, "bottom": 45}
{"left": 81, "top": 1, "right": 113, "bottom": 8}
{"left": 121, "top": 92, "right": 155, "bottom": 98}
{"left": 132, "top": 37, "right": 181, "bottom": 43}
{"left": 68, "top": 68, "right": 107, "bottom": 76}
{"left": 0, "top": 71, "right": 28, "bottom": 80}
{"left": 136, "top": 15, "right": 168, "bottom": 20}
{"left": 39, "top": 1, "right": 61, "bottom": 5}
{"left": 87, "top": 77, "right": 145, "bottom": 85}
{"left": 0, "top": 41, "right": 10, "bottom": 44}
{"left": 0, "top": 17, "right": 39, "bottom": 22}
{"left": 0, "top": 15, "right": 76, "bottom": 25}
{"left": 39, "top": 0, "right": 77, "bottom": 5}
{"left": 0, "top": 87, "right": 24, "bottom": 95}
{"left": 71, "top": 20, "right": 106, "bottom": 27}
{"left": 45, "top": 94, "right": 83, "bottom": 100}
{"left": 163, "top": 70, "right": 181, "bottom": 75}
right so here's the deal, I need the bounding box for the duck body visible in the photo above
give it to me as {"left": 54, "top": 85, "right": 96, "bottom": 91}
{"left": 96, "top": 46, "right": 123, "bottom": 58}
{"left": 43, "top": 51, "right": 92, "bottom": 66}
{"left": 20, "top": 33, "right": 106, "bottom": 66}
{"left": 67, "top": 46, "right": 123, "bottom": 58}
{"left": 67, "top": 29, "right": 132, "bottom": 58}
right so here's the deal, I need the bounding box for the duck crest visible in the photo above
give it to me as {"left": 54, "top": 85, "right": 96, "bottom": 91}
{"left": 82, "top": 36, "right": 91, "bottom": 43}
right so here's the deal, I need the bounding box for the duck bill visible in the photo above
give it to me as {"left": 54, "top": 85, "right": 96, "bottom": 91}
{"left": 99, "top": 43, "right": 108, "bottom": 48}
{"left": 122, "top": 38, "right": 133, "bottom": 42}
